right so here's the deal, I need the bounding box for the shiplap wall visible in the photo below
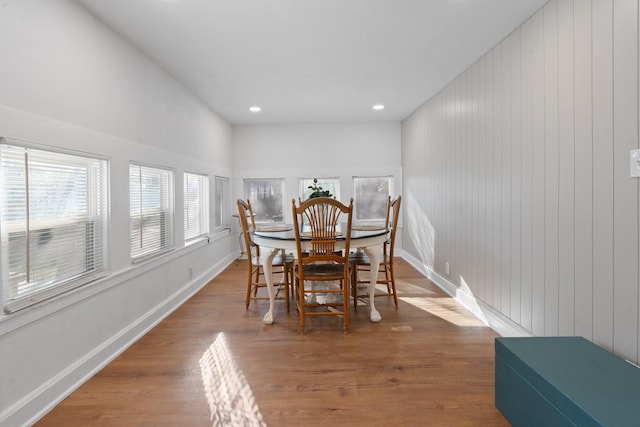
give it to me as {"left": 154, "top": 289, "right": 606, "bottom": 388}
{"left": 401, "top": 0, "right": 640, "bottom": 364}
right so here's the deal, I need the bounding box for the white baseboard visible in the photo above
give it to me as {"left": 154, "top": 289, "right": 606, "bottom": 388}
{"left": 399, "top": 250, "right": 531, "bottom": 339}
{"left": 3, "top": 254, "right": 234, "bottom": 427}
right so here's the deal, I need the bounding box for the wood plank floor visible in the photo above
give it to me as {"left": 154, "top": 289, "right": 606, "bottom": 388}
{"left": 36, "top": 258, "right": 509, "bottom": 426}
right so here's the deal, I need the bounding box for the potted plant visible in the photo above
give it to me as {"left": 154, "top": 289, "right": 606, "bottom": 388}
{"left": 307, "top": 178, "right": 332, "bottom": 199}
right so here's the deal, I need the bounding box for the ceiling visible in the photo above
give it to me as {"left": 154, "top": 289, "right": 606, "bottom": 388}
{"left": 76, "top": 0, "right": 547, "bottom": 125}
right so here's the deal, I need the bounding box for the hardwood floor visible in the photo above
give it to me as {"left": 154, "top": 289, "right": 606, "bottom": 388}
{"left": 36, "top": 258, "right": 509, "bottom": 426}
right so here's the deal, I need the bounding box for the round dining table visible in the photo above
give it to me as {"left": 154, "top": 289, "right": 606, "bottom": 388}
{"left": 251, "top": 224, "right": 389, "bottom": 325}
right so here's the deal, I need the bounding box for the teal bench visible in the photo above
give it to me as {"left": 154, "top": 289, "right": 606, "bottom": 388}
{"left": 495, "top": 336, "right": 640, "bottom": 426}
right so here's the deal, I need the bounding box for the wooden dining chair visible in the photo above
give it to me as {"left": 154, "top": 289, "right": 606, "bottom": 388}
{"left": 236, "top": 199, "right": 294, "bottom": 312}
{"left": 350, "top": 195, "right": 401, "bottom": 310}
{"left": 291, "top": 197, "right": 353, "bottom": 333}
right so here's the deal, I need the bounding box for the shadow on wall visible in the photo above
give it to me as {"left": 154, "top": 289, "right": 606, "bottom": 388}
{"left": 406, "top": 190, "right": 435, "bottom": 270}
{"left": 404, "top": 190, "right": 491, "bottom": 328}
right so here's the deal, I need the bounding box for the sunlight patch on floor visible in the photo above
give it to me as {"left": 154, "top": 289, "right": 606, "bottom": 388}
{"left": 354, "top": 280, "right": 435, "bottom": 299}
{"left": 395, "top": 279, "right": 439, "bottom": 295}
{"left": 199, "top": 333, "right": 266, "bottom": 427}
{"left": 399, "top": 297, "right": 488, "bottom": 327}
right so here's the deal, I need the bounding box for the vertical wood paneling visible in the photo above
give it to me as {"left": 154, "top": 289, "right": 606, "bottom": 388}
{"left": 439, "top": 91, "right": 446, "bottom": 275}
{"left": 613, "top": 0, "right": 639, "bottom": 361}
{"left": 451, "top": 81, "right": 458, "bottom": 281}
{"left": 485, "top": 49, "right": 495, "bottom": 306}
{"left": 521, "top": 18, "right": 534, "bottom": 332}
{"left": 472, "top": 62, "right": 480, "bottom": 295}
{"left": 424, "top": 102, "right": 432, "bottom": 267}
{"left": 466, "top": 69, "right": 475, "bottom": 293}
{"left": 441, "top": 89, "right": 449, "bottom": 276}
{"left": 493, "top": 45, "right": 504, "bottom": 311}
{"left": 510, "top": 28, "right": 523, "bottom": 324}
{"left": 400, "top": 0, "right": 640, "bottom": 364}
{"left": 557, "top": 0, "right": 576, "bottom": 336}
{"left": 433, "top": 93, "right": 441, "bottom": 272}
{"left": 531, "top": 10, "right": 546, "bottom": 337}
{"left": 543, "top": 0, "right": 560, "bottom": 336}
{"left": 500, "top": 38, "right": 512, "bottom": 317}
{"left": 636, "top": 0, "right": 640, "bottom": 364}
{"left": 442, "top": 89, "right": 449, "bottom": 275}
{"left": 592, "top": 0, "right": 614, "bottom": 351}
{"left": 442, "top": 89, "right": 448, "bottom": 276}
{"left": 478, "top": 57, "right": 487, "bottom": 301}
{"left": 448, "top": 84, "right": 455, "bottom": 278}
{"left": 456, "top": 75, "right": 465, "bottom": 285}
{"left": 573, "top": 0, "right": 594, "bottom": 340}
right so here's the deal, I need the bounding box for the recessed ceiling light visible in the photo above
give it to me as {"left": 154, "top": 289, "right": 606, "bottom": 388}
{"left": 249, "top": 106, "right": 261, "bottom": 113}
{"left": 373, "top": 104, "right": 385, "bottom": 111}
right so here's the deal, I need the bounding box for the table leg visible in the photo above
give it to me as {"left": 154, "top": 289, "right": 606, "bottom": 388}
{"left": 363, "top": 245, "right": 382, "bottom": 323}
{"left": 261, "top": 248, "right": 280, "bottom": 325}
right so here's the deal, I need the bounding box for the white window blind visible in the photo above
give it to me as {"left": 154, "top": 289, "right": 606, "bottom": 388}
{"left": 214, "top": 176, "right": 230, "bottom": 230}
{"left": 353, "top": 176, "right": 392, "bottom": 222}
{"left": 130, "top": 164, "right": 174, "bottom": 261}
{"left": 0, "top": 143, "right": 108, "bottom": 312}
{"left": 184, "top": 172, "right": 209, "bottom": 241}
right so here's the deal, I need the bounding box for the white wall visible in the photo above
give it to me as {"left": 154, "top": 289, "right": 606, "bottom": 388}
{"left": 402, "top": 0, "right": 640, "bottom": 364}
{"left": 232, "top": 122, "right": 402, "bottom": 223}
{"left": 0, "top": 1, "right": 234, "bottom": 425}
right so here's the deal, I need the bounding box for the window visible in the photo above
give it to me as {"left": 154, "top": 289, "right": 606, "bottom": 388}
{"left": 184, "top": 172, "right": 209, "bottom": 242}
{"left": 130, "top": 164, "right": 174, "bottom": 261}
{"left": 214, "top": 176, "right": 230, "bottom": 230}
{"left": 299, "top": 177, "right": 340, "bottom": 201}
{"left": 353, "top": 176, "right": 392, "bottom": 222}
{"left": 243, "top": 178, "right": 284, "bottom": 223}
{"left": 0, "top": 142, "right": 108, "bottom": 312}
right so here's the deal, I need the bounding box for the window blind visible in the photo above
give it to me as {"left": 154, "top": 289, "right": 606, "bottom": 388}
{"left": 184, "top": 172, "right": 209, "bottom": 241}
{"left": 214, "top": 176, "right": 230, "bottom": 230}
{"left": 130, "top": 164, "right": 174, "bottom": 261}
{"left": 0, "top": 143, "right": 108, "bottom": 312}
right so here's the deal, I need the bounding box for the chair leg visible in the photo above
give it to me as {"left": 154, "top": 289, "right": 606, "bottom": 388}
{"left": 383, "top": 264, "right": 392, "bottom": 294}
{"left": 351, "top": 263, "right": 358, "bottom": 311}
{"left": 343, "top": 278, "right": 349, "bottom": 332}
{"left": 293, "top": 273, "right": 304, "bottom": 331}
{"left": 245, "top": 269, "right": 253, "bottom": 310}
{"left": 298, "top": 278, "right": 306, "bottom": 333}
{"left": 350, "top": 262, "right": 398, "bottom": 309}
{"left": 389, "top": 261, "right": 398, "bottom": 308}
{"left": 253, "top": 267, "right": 261, "bottom": 297}
{"left": 292, "top": 274, "right": 298, "bottom": 313}
{"left": 284, "top": 264, "right": 290, "bottom": 313}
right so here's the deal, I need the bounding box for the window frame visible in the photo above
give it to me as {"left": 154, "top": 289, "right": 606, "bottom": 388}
{"left": 353, "top": 175, "right": 393, "bottom": 223}
{"left": 0, "top": 140, "right": 109, "bottom": 313}
{"left": 214, "top": 175, "right": 231, "bottom": 232}
{"left": 243, "top": 178, "right": 285, "bottom": 224}
{"left": 129, "top": 162, "right": 175, "bottom": 263}
{"left": 183, "top": 171, "right": 210, "bottom": 243}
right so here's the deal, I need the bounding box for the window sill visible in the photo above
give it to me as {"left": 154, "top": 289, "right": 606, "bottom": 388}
{"left": 209, "top": 227, "right": 231, "bottom": 242}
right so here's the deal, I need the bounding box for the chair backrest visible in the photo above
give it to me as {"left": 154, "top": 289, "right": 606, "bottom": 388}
{"left": 387, "top": 195, "right": 401, "bottom": 256}
{"left": 384, "top": 195, "right": 393, "bottom": 229}
{"left": 236, "top": 199, "right": 259, "bottom": 258}
{"left": 292, "top": 197, "right": 353, "bottom": 265}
